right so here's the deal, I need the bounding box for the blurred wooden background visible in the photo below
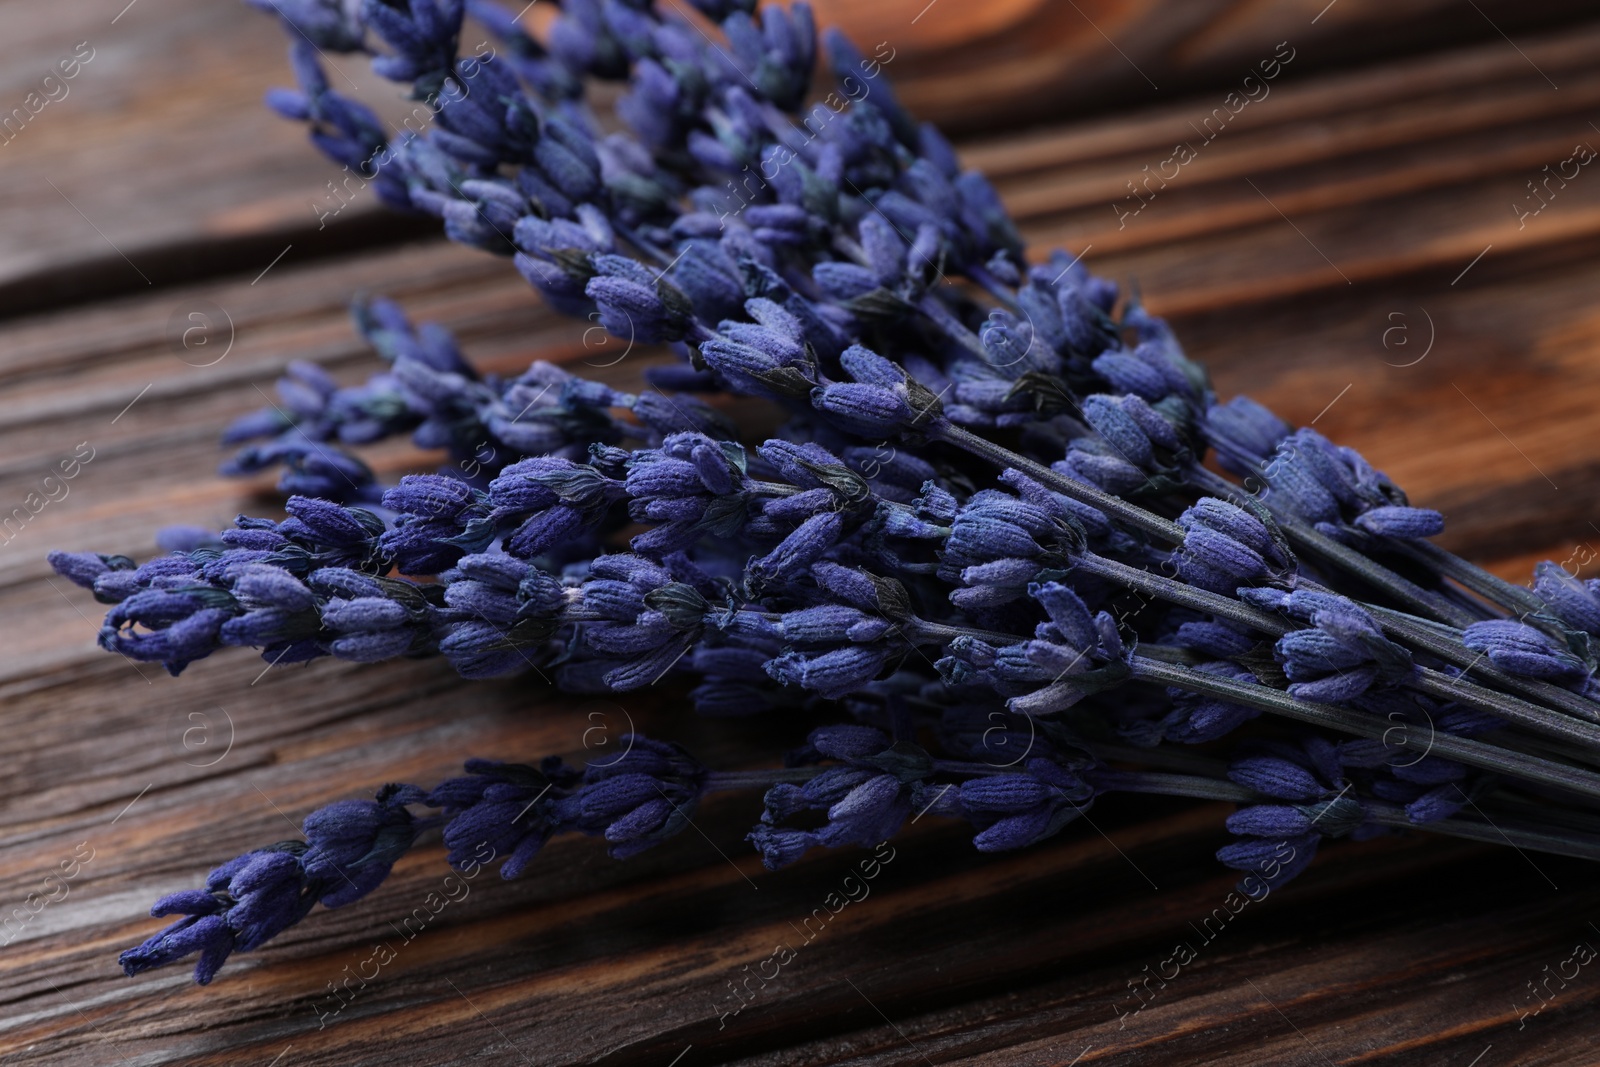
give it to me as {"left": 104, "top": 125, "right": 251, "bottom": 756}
{"left": 5, "top": 1, "right": 1600, "bottom": 1064}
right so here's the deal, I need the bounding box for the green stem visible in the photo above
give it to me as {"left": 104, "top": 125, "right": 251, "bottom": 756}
{"left": 1071, "top": 552, "right": 1289, "bottom": 636}
{"left": 704, "top": 768, "right": 821, "bottom": 791}
{"left": 1081, "top": 740, "right": 1231, "bottom": 778}
{"left": 1389, "top": 538, "right": 1552, "bottom": 621}
{"left": 1485, "top": 790, "right": 1600, "bottom": 835}
{"left": 925, "top": 428, "right": 1600, "bottom": 739}
{"left": 1129, "top": 656, "right": 1600, "bottom": 802}
{"left": 1075, "top": 556, "right": 1600, "bottom": 753}
{"left": 1128, "top": 643, "right": 1207, "bottom": 665}
{"left": 1096, "top": 770, "right": 1600, "bottom": 862}
{"left": 932, "top": 422, "right": 1187, "bottom": 544}
{"left": 1183, "top": 465, "right": 1480, "bottom": 628}
{"left": 917, "top": 295, "right": 990, "bottom": 360}
{"left": 1092, "top": 768, "right": 1257, "bottom": 803}
{"left": 965, "top": 264, "right": 1023, "bottom": 312}
{"left": 1369, "top": 605, "right": 1600, "bottom": 724}
{"left": 1285, "top": 523, "right": 1482, "bottom": 628}
{"left": 1361, "top": 804, "right": 1600, "bottom": 864}
{"left": 1410, "top": 668, "right": 1600, "bottom": 756}
{"left": 908, "top": 618, "right": 1028, "bottom": 648}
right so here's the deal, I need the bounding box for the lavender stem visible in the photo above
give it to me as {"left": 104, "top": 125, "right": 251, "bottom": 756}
{"left": 1130, "top": 656, "right": 1600, "bottom": 802}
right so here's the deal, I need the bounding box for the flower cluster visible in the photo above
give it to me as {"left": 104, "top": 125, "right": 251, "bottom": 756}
{"left": 51, "top": 0, "right": 1600, "bottom": 986}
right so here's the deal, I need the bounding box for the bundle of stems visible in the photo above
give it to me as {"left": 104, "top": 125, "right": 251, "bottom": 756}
{"left": 50, "top": 0, "right": 1600, "bottom": 986}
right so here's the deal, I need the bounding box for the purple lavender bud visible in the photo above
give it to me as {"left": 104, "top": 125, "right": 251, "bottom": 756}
{"left": 748, "top": 511, "right": 842, "bottom": 588}
{"left": 222, "top": 434, "right": 379, "bottom": 505}
{"left": 1257, "top": 429, "right": 1389, "bottom": 525}
{"left": 747, "top": 204, "right": 813, "bottom": 247}
{"left": 1174, "top": 620, "right": 1256, "bottom": 660}
{"left": 1237, "top": 586, "right": 1350, "bottom": 623}
{"left": 1353, "top": 505, "right": 1444, "bottom": 539}
{"left": 1225, "top": 805, "right": 1316, "bottom": 837}
{"left": 1215, "top": 833, "right": 1320, "bottom": 891}
{"left": 811, "top": 381, "right": 923, "bottom": 438}
{"left": 780, "top": 605, "right": 891, "bottom": 645}
{"left": 119, "top": 905, "right": 235, "bottom": 986}
{"left": 580, "top": 777, "right": 675, "bottom": 854}
{"left": 1273, "top": 594, "right": 1414, "bottom": 702}
{"left": 759, "top": 487, "right": 836, "bottom": 525}
{"left": 1081, "top": 394, "right": 1156, "bottom": 467}
{"left": 245, "top": 0, "right": 365, "bottom": 52}
{"left": 438, "top": 622, "right": 537, "bottom": 679}
{"left": 101, "top": 592, "right": 234, "bottom": 674}
{"left": 763, "top": 768, "right": 875, "bottom": 825}
{"left": 284, "top": 495, "right": 382, "bottom": 549}
{"left": 814, "top": 261, "right": 883, "bottom": 304}
{"left": 958, "top": 773, "right": 1089, "bottom": 852}
{"left": 48, "top": 550, "right": 133, "bottom": 589}
{"left": 748, "top": 824, "right": 817, "bottom": 869}
{"left": 386, "top": 474, "right": 481, "bottom": 520}
{"left": 1403, "top": 784, "right": 1467, "bottom": 823}
{"left": 1030, "top": 581, "right": 1100, "bottom": 649}
{"left": 1462, "top": 620, "right": 1590, "bottom": 682}
{"left": 328, "top": 629, "right": 417, "bottom": 662}
{"left": 766, "top": 645, "right": 892, "bottom": 698}
{"left": 1174, "top": 526, "right": 1274, "bottom": 593}
{"left": 1181, "top": 498, "right": 1278, "bottom": 555}
{"left": 361, "top": 0, "right": 463, "bottom": 96}
{"left": 380, "top": 515, "right": 473, "bottom": 576}
{"left": 1533, "top": 560, "right": 1600, "bottom": 637}
{"left": 222, "top": 405, "right": 295, "bottom": 444}
{"left": 1228, "top": 755, "right": 1326, "bottom": 801}
{"left": 572, "top": 736, "right": 707, "bottom": 858}
{"left": 951, "top": 558, "right": 1044, "bottom": 610}
{"left": 1181, "top": 509, "right": 1287, "bottom": 593}
{"left": 586, "top": 255, "right": 694, "bottom": 343}
{"left": 815, "top": 773, "right": 911, "bottom": 849}
{"left": 803, "top": 724, "right": 892, "bottom": 762}
{"left": 429, "top": 760, "right": 575, "bottom": 878}
{"left": 120, "top": 849, "right": 314, "bottom": 985}
{"left": 698, "top": 321, "right": 811, "bottom": 397}
{"left": 1276, "top": 631, "right": 1380, "bottom": 702}
{"left": 321, "top": 594, "right": 413, "bottom": 639}
{"left": 1092, "top": 351, "right": 1171, "bottom": 401}
{"left": 671, "top": 243, "right": 746, "bottom": 324}
{"left": 1056, "top": 446, "right": 1147, "bottom": 495}
{"left": 809, "top": 561, "right": 883, "bottom": 612}
{"left": 617, "top": 58, "right": 681, "bottom": 149}
{"left": 264, "top": 86, "right": 313, "bottom": 122}
{"left": 1203, "top": 395, "right": 1293, "bottom": 475}
{"left": 231, "top": 564, "right": 317, "bottom": 613}
{"left": 537, "top": 135, "right": 603, "bottom": 204}
{"left": 1149, "top": 661, "right": 1261, "bottom": 744}
{"left": 300, "top": 785, "right": 425, "bottom": 908}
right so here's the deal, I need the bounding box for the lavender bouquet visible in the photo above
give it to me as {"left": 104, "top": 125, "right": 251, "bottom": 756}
{"left": 49, "top": 0, "right": 1600, "bottom": 988}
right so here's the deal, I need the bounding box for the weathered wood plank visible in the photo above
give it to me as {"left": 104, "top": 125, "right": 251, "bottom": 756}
{"left": 7, "top": 7, "right": 1600, "bottom": 1067}
{"left": 5, "top": 1, "right": 1599, "bottom": 312}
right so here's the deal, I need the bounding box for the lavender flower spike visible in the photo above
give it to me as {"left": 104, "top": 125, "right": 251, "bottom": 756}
{"left": 121, "top": 784, "right": 423, "bottom": 984}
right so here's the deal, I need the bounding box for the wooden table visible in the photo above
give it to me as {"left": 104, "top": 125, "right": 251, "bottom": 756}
{"left": 5, "top": 3, "right": 1600, "bottom": 1064}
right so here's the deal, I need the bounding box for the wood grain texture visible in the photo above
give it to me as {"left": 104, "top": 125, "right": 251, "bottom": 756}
{"left": 794, "top": 0, "right": 1600, "bottom": 134}
{"left": 4, "top": 0, "right": 1595, "bottom": 311}
{"left": 6, "top": 2, "right": 1600, "bottom": 1065}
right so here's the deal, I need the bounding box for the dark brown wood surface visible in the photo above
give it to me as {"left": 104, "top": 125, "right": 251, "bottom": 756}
{"left": 5, "top": 3, "right": 1600, "bottom": 1065}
